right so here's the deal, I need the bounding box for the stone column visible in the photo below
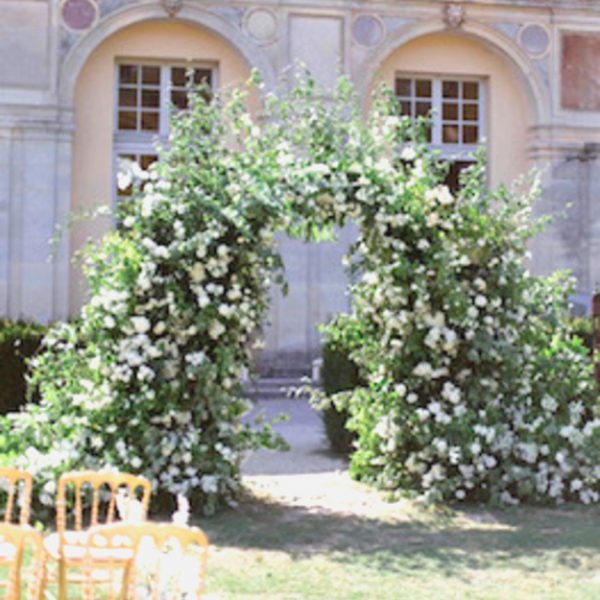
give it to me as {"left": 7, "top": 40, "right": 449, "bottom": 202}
{"left": 0, "top": 120, "right": 73, "bottom": 324}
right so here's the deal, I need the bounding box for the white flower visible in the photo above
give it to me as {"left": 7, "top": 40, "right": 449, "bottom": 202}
{"left": 153, "top": 322, "right": 166, "bottom": 336}
{"left": 400, "top": 146, "right": 416, "bottom": 161}
{"left": 413, "top": 362, "right": 433, "bottom": 378}
{"left": 441, "top": 382, "right": 461, "bottom": 404}
{"left": 475, "top": 295, "right": 487, "bottom": 307}
{"left": 427, "top": 401, "right": 442, "bottom": 416}
{"left": 571, "top": 479, "right": 583, "bottom": 492}
{"left": 190, "top": 263, "right": 206, "bottom": 283}
{"left": 208, "top": 321, "right": 226, "bottom": 340}
{"left": 131, "top": 317, "right": 151, "bottom": 335}
{"left": 500, "top": 491, "right": 519, "bottom": 505}
{"left": 200, "top": 475, "right": 219, "bottom": 494}
{"left": 395, "top": 383, "right": 407, "bottom": 398}
{"left": 541, "top": 395, "right": 558, "bottom": 413}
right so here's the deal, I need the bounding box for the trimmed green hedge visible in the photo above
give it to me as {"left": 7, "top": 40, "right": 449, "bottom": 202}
{"left": 0, "top": 321, "right": 47, "bottom": 414}
{"left": 320, "top": 342, "right": 362, "bottom": 455}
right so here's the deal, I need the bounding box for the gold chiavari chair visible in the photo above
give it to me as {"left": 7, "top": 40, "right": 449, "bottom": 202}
{"left": 0, "top": 469, "right": 33, "bottom": 526}
{"left": 43, "top": 471, "right": 151, "bottom": 600}
{"left": 83, "top": 522, "right": 209, "bottom": 600}
{"left": 0, "top": 523, "right": 45, "bottom": 600}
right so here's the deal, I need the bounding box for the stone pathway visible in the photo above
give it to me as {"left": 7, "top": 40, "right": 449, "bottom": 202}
{"left": 242, "top": 395, "right": 405, "bottom": 519}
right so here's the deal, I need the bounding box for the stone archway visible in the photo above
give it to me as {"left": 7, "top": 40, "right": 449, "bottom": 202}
{"left": 58, "top": 3, "right": 276, "bottom": 107}
{"left": 358, "top": 20, "right": 549, "bottom": 125}
{"left": 66, "top": 14, "right": 266, "bottom": 315}
{"left": 363, "top": 29, "right": 533, "bottom": 189}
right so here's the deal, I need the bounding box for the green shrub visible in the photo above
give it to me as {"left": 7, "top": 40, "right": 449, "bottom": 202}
{"left": 570, "top": 317, "right": 593, "bottom": 353}
{"left": 320, "top": 341, "right": 362, "bottom": 455}
{"left": 0, "top": 321, "right": 46, "bottom": 415}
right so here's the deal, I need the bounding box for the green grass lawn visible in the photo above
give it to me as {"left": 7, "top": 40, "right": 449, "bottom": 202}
{"left": 198, "top": 493, "right": 600, "bottom": 600}
{"left": 8, "top": 491, "right": 600, "bottom": 599}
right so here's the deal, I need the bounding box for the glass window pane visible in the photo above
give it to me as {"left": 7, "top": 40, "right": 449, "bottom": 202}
{"left": 445, "top": 161, "right": 474, "bottom": 194}
{"left": 399, "top": 100, "right": 412, "bottom": 117}
{"left": 395, "top": 78, "right": 412, "bottom": 97}
{"left": 463, "top": 125, "right": 479, "bottom": 144}
{"left": 171, "top": 90, "right": 189, "bottom": 110}
{"left": 194, "top": 69, "right": 212, "bottom": 86}
{"left": 141, "top": 111, "right": 159, "bottom": 131}
{"left": 463, "top": 82, "right": 479, "bottom": 100}
{"left": 416, "top": 101, "right": 431, "bottom": 117}
{"left": 140, "top": 155, "right": 158, "bottom": 170}
{"left": 443, "top": 124, "right": 460, "bottom": 144}
{"left": 119, "top": 65, "right": 137, "bottom": 84}
{"left": 442, "top": 103, "right": 459, "bottom": 120}
{"left": 118, "top": 111, "right": 137, "bottom": 130}
{"left": 142, "top": 89, "right": 160, "bottom": 108}
{"left": 463, "top": 103, "right": 479, "bottom": 121}
{"left": 442, "top": 81, "right": 459, "bottom": 99}
{"left": 142, "top": 66, "right": 160, "bottom": 85}
{"left": 171, "top": 67, "right": 188, "bottom": 87}
{"left": 119, "top": 88, "right": 137, "bottom": 107}
{"left": 415, "top": 79, "right": 432, "bottom": 98}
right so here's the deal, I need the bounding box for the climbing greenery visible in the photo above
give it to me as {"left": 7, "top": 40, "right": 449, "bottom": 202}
{"left": 2, "top": 73, "right": 600, "bottom": 514}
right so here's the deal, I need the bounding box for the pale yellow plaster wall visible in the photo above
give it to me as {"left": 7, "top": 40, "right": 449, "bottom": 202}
{"left": 374, "top": 32, "right": 529, "bottom": 188}
{"left": 70, "top": 20, "right": 252, "bottom": 313}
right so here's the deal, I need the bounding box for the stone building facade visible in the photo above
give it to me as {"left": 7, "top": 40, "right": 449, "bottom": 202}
{"left": 1, "top": 0, "right": 599, "bottom": 371}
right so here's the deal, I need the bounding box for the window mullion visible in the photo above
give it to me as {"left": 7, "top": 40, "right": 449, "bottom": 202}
{"left": 160, "top": 65, "right": 171, "bottom": 139}
{"left": 432, "top": 79, "right": 442, "bottom": 147}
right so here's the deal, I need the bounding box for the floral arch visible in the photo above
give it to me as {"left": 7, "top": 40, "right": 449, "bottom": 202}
{"left": 4, "top": 77, "right": 600, "bottom": 515}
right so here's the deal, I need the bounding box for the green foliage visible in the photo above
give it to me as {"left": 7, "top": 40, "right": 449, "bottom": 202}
{"left": 569, "top": 317, "right": 593, "bottom": 353}
{"left": 320, "top": 339, "right": 362, "bottom": 455}
{"left": 0, "top": 320, "right": 46, "bottom": 414}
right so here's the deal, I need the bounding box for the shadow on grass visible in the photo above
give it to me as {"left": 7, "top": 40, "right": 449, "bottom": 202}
{"left": 196, "top": 494, "right": 600, "bottom": 577}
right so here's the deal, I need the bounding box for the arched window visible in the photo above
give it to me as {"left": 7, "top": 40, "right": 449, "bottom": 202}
{"left": 114, "top": 61, "right": 215, "bottom": 200}
{"left": 396, "top": 74, "right": 486, "bottom": 191}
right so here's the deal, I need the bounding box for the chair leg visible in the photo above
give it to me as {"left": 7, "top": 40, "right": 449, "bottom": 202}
{"left": 58, "top": 560, "right": 67, "bottom": 600}
{"left": 119, "top": 562, "right": 133, "bottom": 600}
{"left": 36, "top": 558, "right": 48, "bottom": 600}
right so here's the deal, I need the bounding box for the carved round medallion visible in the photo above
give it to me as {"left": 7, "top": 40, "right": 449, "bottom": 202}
{"left": 61, "top": 0, "right": 97, "bottom": 31}
{"left": 244, "top": 8, "right": 278, "bottom": 44}
{"left": 519, "top": 24, "right": 550, "bottom": 58}
{"left": 352, "top": 15, "right": 385, "bottom": 48}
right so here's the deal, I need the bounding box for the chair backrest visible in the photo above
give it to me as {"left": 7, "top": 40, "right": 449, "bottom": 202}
{"left": 86, "top": 522, "right": 209, "bottom": 600}
{"left": 0, "top": 468, "right": 33, "bottom": 526}
{"left": 56, "top": 471, "right": 152, "bottom": 534}
{"left": 0, "top": 523, "right": 45, "bottom": 600}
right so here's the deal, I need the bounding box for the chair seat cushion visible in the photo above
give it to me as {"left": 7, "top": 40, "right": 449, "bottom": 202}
{"left": 0, "top": 542, "right": 17, "bottom": 561}
{"left": 44, "top": 531, "right": 134, "bottom": 563}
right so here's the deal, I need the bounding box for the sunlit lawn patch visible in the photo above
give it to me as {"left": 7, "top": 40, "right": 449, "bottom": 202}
{"left": 200, "top": 495, "right": 600, "bottom": 599}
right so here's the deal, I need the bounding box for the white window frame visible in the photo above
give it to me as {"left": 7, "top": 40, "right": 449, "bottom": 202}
{"left": 395, "top": 72, "right": 487, "bottom": 162}
{"left": 112, "top": 59, "right": 218, "bottom": 206}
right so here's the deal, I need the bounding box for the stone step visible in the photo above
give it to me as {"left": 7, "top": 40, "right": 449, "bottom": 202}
{"left": 244, "top": 377, "right": 314, "bottom": 401}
